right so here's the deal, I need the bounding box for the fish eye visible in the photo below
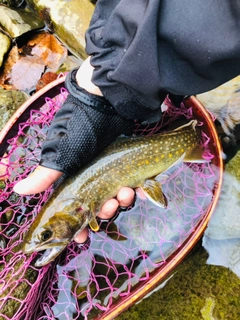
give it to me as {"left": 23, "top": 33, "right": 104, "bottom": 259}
{"left": 40, "top": 230, "right": 52, "bottom": 242}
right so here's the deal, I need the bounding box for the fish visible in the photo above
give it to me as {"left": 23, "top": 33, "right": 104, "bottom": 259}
{"left": 22, "top": 120, "right": 205, "bottom": 267}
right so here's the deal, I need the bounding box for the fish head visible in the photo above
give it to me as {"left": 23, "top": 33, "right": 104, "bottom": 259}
{"left": 22, "top": 209, "right": 86, "bottom": 267}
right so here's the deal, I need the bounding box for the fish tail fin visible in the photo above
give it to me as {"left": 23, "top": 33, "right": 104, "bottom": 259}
{"left": 183, "top": 145, "right": 208, "bottom": 163}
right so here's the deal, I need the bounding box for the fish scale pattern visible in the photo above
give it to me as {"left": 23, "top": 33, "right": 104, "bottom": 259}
{"left": 0, "top": 89, "right": 218, "bottom": 319}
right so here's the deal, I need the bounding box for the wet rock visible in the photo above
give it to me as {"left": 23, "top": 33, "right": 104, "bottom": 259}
{"left": 225, "top": 149, "right": 240, "bottom": 180}
{"left": 0, "top": 88, "right": 28, "bottom": 130}
{"left": 116, "top": 247, "right": 240, "bottom": 320}
{"left": 204, "top": 171, "right": 240, "bottom": 240}
{"left": 0, "top": 0, "right": 24, "bottom": 7}
{"left": 26, "top": 0, "right": 94, "bottom": 59}
{"left": 0, "top": 6, "right": 44, "bottom": 38}
{"left": 197, "top": 76, "right": 240, "bottom": 142}
{"left": 57, "top": 55, "right": 82, "bottom": 74}
{"left": 202, "top": 149, "right": 240, "bottom": 278}
{"left": 0, "top": 32, "right": 11, "bottom": 67}
{"left": 204, "top": 150, "right": 240, "bottom": 241}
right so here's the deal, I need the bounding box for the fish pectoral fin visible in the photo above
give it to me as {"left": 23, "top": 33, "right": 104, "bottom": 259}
{"left": 89, "top": 219, "right": 99, "bottom": 232}
{"left": 89, "top": 203, "right": 100, "bottom": 232}
{"left": 89, "top": 216, "right": 99, "bottom": 232}
{"left": 183, "top": 145, "right": 208, "bottom": 163}
{"left": 141, "top": 179, "right": 167, "bottom": 208}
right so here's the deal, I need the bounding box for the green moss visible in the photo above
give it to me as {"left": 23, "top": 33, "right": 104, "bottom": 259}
{"left": 201, "top": 297, "right": 215, "bottom": 320}
{"left": 116, "top": 247, "right": 240, "bottom": 320}
{"left": 226, "top": 150, "right": 240, "bottom": 181}
{"left": 0, "top": 89, "right": 28, "bottom": 131}
{"left": 0, "top": 180, "right": 6, "bottom": 190}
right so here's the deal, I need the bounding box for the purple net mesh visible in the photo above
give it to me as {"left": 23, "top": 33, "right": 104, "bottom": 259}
{"left": 0, "top": 87, "right": 219, "bottom": 320}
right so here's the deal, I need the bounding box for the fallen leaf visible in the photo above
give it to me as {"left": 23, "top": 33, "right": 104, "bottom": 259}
{"left": 0, "top": 32, "right": 68, "bottom": 93}
{"left": 0, "top": 46, "right": 19, "bottom": 89}
{"left": 36, "top": 71, "right": 58, "bottom": 91}
{"left": 10, "top": 56, "right": 45, "bottom": 92}
{"left": 28, "top": 32, "right": 68, "bottom": 71}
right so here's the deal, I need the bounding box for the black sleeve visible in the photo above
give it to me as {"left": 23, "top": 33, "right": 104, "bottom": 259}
{"left": 85, "top": 0, "right": 240, "bottom": 117}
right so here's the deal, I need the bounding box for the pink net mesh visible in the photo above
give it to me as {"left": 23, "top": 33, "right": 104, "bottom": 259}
{"left": 0, "top": 88, "right": 219, "bottom": 319}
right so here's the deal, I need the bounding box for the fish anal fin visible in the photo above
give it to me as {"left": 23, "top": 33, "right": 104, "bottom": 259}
{"left": 141, "top": 179, "right": 167, "bottom": 208}
{"left": 183, "top": 145, "right": 208, "bottom": 163}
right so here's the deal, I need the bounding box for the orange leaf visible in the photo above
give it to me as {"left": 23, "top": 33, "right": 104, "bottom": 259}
{"left": 36, "top": 71, "right": 58, "bottom": 91}
{"left": 10, "top": 56, "right": 45, "bottom": 92}
{"left": 28, "top": 32, "right": 68, "bottom": 71}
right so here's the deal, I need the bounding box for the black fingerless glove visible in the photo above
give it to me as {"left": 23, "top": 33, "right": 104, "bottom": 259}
{"left": 40, "top": 69, "right": 135, "bottom": 174}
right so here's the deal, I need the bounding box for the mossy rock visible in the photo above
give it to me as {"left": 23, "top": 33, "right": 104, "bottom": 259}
{"left": 26, "top": 0, "right": 94, "bottom": 59}
{"left": 0, "top": 32, "right": 11, "bottom": 67}
{"left": 226, "top": 150, "right": 240, "bottom": 181}
{"left": 117, "top": 247, "right": 240, "bottom": 320}
{"left": 0, "top": 88, "right": 29, "bottom": 130}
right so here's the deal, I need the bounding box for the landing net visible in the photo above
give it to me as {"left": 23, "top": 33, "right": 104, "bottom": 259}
{"left": 0, "top": 88, "right": 219, "bottom": 319}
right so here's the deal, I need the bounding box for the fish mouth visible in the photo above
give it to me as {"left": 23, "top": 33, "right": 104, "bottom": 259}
{"left": 23, "top": 241, "right": 69, "bottom": 267}
{"left": 34, "top": 246, "right": 66, "bottom": 267}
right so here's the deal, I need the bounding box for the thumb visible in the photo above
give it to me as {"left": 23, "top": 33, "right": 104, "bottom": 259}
{"left": 13, "top": 165, "right": 62, "bottom": 195}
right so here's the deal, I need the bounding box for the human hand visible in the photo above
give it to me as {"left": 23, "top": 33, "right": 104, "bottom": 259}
{"left": 14, "top": 166, "right": 135, "bottom": 243}
{"left": 13, "top": 58, "right": 136, "bottom": 243}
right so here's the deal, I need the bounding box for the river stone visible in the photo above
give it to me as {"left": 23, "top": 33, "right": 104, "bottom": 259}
{"left": 225, "top": 150, "right": 240, "bottom": 180}
{"left": 116, "top": 247, "right": 240, "bottom": 320}
{"left": 26, "top": 0, "right": 94, "bottom": 59}
{"left": 0, "top": 88, "right": 29, "bottom": 131}
{"left": 0, "top": 32, "right": 11, "bottom": 67}
{"left": 0, "top": 0, "right": 24, "bottom": 7}
{"left": 0, "top": 6, "right": 45, "bottom": 38}
{"left": 204, "top": 151, "right": 240, "bottom": 240}
{"left": 197, "top": 76, "right": 240, "bottom": 139}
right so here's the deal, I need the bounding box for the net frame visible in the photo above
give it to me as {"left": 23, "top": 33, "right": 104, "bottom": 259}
{"left": 0, "top": 76, "right": 223, "bottom": 319}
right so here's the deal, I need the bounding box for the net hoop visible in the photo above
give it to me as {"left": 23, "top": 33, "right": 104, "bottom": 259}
{"left": 0, "top": 77, "right": 223, "bottom": 319}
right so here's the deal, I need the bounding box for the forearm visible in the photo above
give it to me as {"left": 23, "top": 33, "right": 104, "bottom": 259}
{"left": 86, "top": 0, "right": 240, "bottom": 110}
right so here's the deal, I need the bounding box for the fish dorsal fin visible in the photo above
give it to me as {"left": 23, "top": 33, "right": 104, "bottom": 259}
{"left": 173, "top": 119, "right": 197, "bottom": 131}
{"left": 89, "top": 202, "right": 99, "bottom": 232}
{"left": 141, "top": 178, "right": 167, "bottom": 208}
{"left": 183, "top": 145, "right": 208, "bottom": 163}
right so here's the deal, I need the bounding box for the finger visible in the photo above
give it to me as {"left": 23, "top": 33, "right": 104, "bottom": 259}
{"left": 73, "top": 227, "right": 89, "bottom": 244}
{"left": 116, "top": 187, "right": 135, "bottom": 207}
{"left": 0, "top": 153, "right": 9, "bottom": 178}
{"left": 98, "top": 198, "right": 119, "bottom": 220}
{"left": 13, "top": 165, "right": 62, "bottom": 195}
{"left": 136, "top": 187, "right": 146, "bottom": 200}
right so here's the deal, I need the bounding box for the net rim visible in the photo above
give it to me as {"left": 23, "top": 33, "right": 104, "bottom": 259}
{"left": 100, "top": 97, "right": 224, "bottom": 320}
{"left": 0, "top": 77, "right": 224, "bottom": 320}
